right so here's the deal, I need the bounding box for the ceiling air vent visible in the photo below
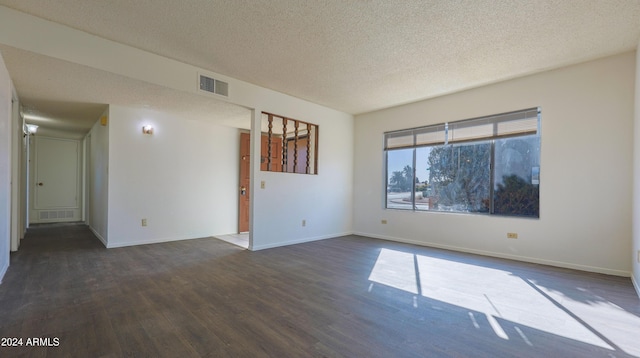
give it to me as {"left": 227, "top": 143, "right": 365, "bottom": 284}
{"left": 199, "top": 74, "right": 229, "bottom": 97}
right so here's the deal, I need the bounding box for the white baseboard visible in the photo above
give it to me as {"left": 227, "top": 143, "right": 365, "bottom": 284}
{"left": 89, "top": 226, "right": 107, "bottom": 247}
{"left": 632, "top": 273, "right": 640, "bottom": 299}
{"left": 106, "top": 234, "right": 205, "bottom": 248}
{"left": 250, "top": 231, "right": 353, "bottom": 251}
{"left": 353, "top": 231, "right": 631, "bottom": 277}
{"left": 0, "top": 259, "right": 8, "bottom": 285}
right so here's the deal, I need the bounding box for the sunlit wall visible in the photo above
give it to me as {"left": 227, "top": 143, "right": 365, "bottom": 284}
{"left": 354, "top": 52, "right": 636, "bottom": 276}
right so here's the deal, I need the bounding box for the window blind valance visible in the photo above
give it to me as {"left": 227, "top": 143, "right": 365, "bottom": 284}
{"left": 384, "top": 108, "right": 539, "bottom": 150}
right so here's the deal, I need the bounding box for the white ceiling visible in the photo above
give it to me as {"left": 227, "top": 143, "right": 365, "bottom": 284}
{"left": 0, "top": 45, "right": 252, "bottom": 137}
{"left": 1, "top": 0, "right": 639, "bottom": 135}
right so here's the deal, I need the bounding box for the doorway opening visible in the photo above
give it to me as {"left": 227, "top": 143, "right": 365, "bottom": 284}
{"left": 226, "top": 131, "right": 251, "bottom": 249}
{"left": 29, "top": 136, "right": 83, "bottom": 225}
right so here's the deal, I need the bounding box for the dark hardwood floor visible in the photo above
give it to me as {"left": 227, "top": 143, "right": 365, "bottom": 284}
{"left": 1, "top": 223, "right": 639, "bottom": 357}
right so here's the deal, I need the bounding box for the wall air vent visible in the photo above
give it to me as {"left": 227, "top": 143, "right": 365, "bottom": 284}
{"left": 199, "top": 74, "right": 229, "bottom": 97}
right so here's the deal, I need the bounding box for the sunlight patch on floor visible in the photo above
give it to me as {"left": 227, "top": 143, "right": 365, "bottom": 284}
{"left": 367, "top": 248, "right": 640, "bottom": 353}
{"left": 537, "top": 286, "right": 640, "bottom": 357}
{"left": 368, "top": 249, "right": 419, "bottom": 294}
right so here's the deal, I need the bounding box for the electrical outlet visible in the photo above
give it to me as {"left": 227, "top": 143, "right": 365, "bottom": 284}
{"left": 261, "top": 181, "right": 265, "bottom": 189}
{"left": 302, "top": 219, "right": 306, "bottom": 227}
{"left": 507, "top": 232, "right": 518, "bottom": 239}
{"left": 381, "top": 219, "right": 387, "bottom": 224}
{"left": 141, "top": 218, "right": 147, "bottom": 227}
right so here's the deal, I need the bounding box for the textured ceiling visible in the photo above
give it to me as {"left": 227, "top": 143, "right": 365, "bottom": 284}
{"left": 1, "top": 0, "right": 639, "bottom": 134}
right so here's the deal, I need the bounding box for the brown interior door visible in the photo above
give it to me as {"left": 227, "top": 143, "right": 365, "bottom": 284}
{"left": 261, "top": 135, "right": 283, "bottom": 172}
{"left": 239, "top": 133, "right": 285, "bottom": 232}
{"left": 238, "top": 132, "right": 250, "bottom": 233}
{"left": 286, "top": 136, "right": 308, "bottom": 173}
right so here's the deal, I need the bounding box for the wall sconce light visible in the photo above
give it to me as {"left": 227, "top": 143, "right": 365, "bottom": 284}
{"left": 24, "top": 124, "right": 39, "bottom": 135}
{"left": 142, "top": 125, "right": 154, "bottom": 135}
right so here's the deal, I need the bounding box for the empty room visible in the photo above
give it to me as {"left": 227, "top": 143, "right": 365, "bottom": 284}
{"left": 1, "top": 1, "right": 640, "bottom": 357}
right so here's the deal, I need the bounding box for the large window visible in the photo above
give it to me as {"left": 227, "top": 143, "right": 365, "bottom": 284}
{"left": 385, "top": 108, "right": 540, "bottom": 218}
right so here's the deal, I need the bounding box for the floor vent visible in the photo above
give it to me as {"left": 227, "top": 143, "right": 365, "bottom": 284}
{"left": 39, "top": 210, "right": 75, "bottom": 220}
{"left": 199, "top": 75, "right": 229, "bottom": 97}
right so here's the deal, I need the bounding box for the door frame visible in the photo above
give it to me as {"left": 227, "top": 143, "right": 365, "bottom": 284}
{"left": 30, "top": 136, "right": 83, "bottom": 224}
{"left": 238, "top": 131, "right": 251, "bottom": 233}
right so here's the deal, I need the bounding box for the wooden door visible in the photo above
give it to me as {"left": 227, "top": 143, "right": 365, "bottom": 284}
{"left": 238, "top": 132, "right": 250, "bottom": 233}
{"left": 287, "top": 136, "right": 308, "bottom": 174}
{"left": 31, "top": 137, "right": 81, "bottom": 223}
{"left": 261, "top": 135, "right": 282, "bottom": 172}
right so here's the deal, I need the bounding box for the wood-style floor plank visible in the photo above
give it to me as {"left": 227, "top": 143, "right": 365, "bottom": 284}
{"left": 1, "top": 223, "right": 639, "bottom": 357}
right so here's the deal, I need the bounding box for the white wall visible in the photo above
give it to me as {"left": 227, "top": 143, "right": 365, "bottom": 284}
{"left": 18, "top": 97, "right": 27, "bottom": 244}
{"left": 354, "top": 52, "right": 636, "bottom": 276}
{"left": 0, "top": 53, "right": 12, "bottom": 282}
{"left": 87, "top": 109, "right": 109, "bottom": 245}
{"left": 106, "top": 105, "right": 240, "bottom": 247}
{"left": 251, "top": 107, "right": 354, "bottom": 250}
{"left": 103, "top": 102, "right": 353, "bottom": 250}
{"left": 0, "top": 6, "right": 356, "bottom": 250}
{"left": 10, "top": 87, "right": 21, "bottom": 251}
{"left": 633, "top": 44, "right": 640, "bottom": 295}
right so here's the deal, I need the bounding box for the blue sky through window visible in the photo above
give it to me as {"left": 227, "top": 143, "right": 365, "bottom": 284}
{"left": 388, "top": 148, "right": 431, "bottom": 184}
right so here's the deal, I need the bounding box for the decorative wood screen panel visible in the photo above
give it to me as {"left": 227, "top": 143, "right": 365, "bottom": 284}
{"left": 261, "top": 112, "right": 318, "bottom": 174}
